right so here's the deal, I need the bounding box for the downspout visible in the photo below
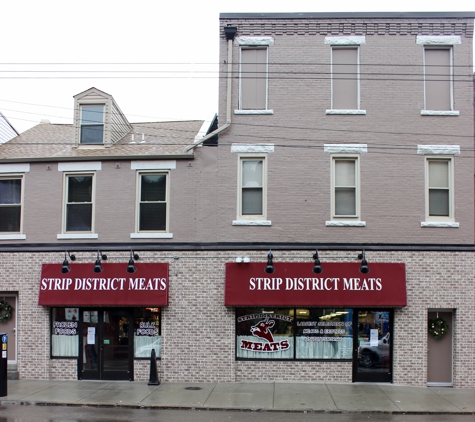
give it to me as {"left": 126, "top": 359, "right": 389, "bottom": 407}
{"left": 184, "top": 25, "right": 237, "bottom": 153}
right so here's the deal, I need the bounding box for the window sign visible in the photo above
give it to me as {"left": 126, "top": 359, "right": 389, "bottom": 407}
{"left": 87, "top": 327, "right": 95, "bottom": 345}
{"left": 236, "top": 308, "right": 353, "bottom": 360}
{"left": 51, "top": 308, "right": 79, "bottom": 357}
{"left": 134, "top": 308, "right": 161, "bottom": 358}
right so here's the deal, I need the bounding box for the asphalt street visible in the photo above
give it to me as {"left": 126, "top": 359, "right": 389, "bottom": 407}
{"left": 1, "top": 405, "right": 475, "bottom": 422}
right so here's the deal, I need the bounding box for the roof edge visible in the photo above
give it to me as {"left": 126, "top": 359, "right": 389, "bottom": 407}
{"left": 0, "top": 154, "right": 195, "bottom": 164}
{"left": 220, "top": 12, "right": 475, "bottom": 19}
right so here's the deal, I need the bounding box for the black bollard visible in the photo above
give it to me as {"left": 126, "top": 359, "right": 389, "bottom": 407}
{"left": 148, "top": 348, "right": 160, "bottom": 385}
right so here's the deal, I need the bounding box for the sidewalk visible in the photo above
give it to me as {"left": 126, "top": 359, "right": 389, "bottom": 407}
{"left": 1, "top": 380, "right": 474, "bottom": 414}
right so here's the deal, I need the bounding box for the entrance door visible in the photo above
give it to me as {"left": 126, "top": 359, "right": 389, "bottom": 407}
{"left": 427, "top": 311, "right": 453, "bottom": 386}
{"left": 353, "top": 309, "right": 393, "bottom": 383}
{"left": 79, "top": 309, "right": 133, "bottom": 381}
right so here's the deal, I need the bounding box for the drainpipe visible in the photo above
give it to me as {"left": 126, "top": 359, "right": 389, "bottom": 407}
{"left": 184, "top": 25, "right": 237, "bottom": 153}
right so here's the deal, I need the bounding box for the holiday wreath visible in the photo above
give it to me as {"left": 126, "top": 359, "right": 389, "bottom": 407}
{"left": 428, "top": 317, "right": 449, "bottom": 340}
{"left": 0, "top": 301, "right": 12, "bottom": 323}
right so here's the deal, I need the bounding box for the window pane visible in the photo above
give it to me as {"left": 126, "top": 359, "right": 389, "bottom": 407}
{"left": 429, "top": 189, "right": 449, "bottom": 216}
{"left": 0, "top": 179, "right": 21, "bottom": 204}
{"left": 139, "top": 203, "right": 166, "bottom": 231}
{"left": 332, "top": 48, "right": 358, "bottom": 110}
{"left": 242, "top": 188, "right": 263, "bottom": 215}
{"left": 296, "top": 308, "right": 353, "bottom": 359}
{"left": 429, "top": 161, "right": 449, "bottom": 188}
{"left": 66, "top": 204, "right": 92, "bottom": 231}
{"left": 335, "top": 188, "right": 356, "bottom": 215}
{"left": 242, "top": 160, "right": 263, "bottom": 187}
{"left": 241, "top": 49, "right": 267, "bottom": 110}
{"left": 141, "top": 175, "right": 166, "bottom": 201}
{"left": 81, "top": 125, "right": 104, "bottom": 144}
{"left": 0, "top": 206, "right": 21, "bottom": 232}
{"left": 335, "top": 160, "right": 355, "bottom": 186}
{"left": 425, "top": 49, "right": 451, "bottom": 110}
{"left": 81, "top": 105, "right": 104, "bottom": 124}
{"left": 236, "top": 308, "right": 293, "bottom": 359}
{"left": 51, "top": 308, "right": 79, "bottom": 357}
{"left": 134, "top": 308, "right": 161, "bottom": 358}
{"left": 68, "top": 176, "right": 92, "bottom": 202}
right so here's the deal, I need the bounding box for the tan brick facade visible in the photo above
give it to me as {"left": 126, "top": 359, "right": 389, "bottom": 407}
{"left": 0, "top": 249, "right": 474, "bottom": 387}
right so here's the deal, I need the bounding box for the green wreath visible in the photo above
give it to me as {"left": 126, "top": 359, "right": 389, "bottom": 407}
{"left": 0, "top": 301, "right": 12, "bottom": 323}
{"left": 428, "top": 317, "right": 449, "bottom": 340}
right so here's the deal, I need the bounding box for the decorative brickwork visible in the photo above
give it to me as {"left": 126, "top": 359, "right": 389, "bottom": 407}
{"left": 221, "top": 19, "right": 474, "bottom": 38}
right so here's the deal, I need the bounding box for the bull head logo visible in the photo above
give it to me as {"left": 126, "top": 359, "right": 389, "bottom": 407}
{"left": 250, "top": 316, "right": 275, "bottom": 343}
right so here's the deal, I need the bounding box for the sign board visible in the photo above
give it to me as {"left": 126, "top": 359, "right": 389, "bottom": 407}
{"left": 39, "top": 263, "right": 169, "bottom": 306}
{"left": 225, "top": 262, "right": 406, "bottom": 307}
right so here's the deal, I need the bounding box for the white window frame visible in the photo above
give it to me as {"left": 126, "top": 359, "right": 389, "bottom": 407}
{"left": 0, "top": 174, "right": 25, "bottom": 237}
{"left": 424, "top": 156, "right": 455, "bottom": 223}
{"left": 330, "top": 155, "right": 361, "bottom": 221}
{"left": 234, "top": 154, "right": 269, "bottom": 225}
{"left": 61, "top": 172, "right": 96, "bottom": 235}
{"left": 235, "top": 41, "right": 273, "bottom": 115}
{"left": 79, "top": 104, "right": 105, "bottom": 144}
{"left": 325, "top": 36, "right": 366, "bottom": 115}
{"left": 134, "top": 171, "right": 170, "bottom": 235}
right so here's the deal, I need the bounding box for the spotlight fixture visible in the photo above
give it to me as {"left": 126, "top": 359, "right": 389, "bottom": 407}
{"left": 358, "top": 250, "right": 370, "bottom": 274}
{"left": 312, "top": 250, "right": 323, "bottom": 274}
{"left": 235, "top": 257, "right": 243, "bottom": 264}
{"left": 264, "top": 250, "right": 275, "bottom": 274}
{"left": 93, "top": 250, "right": 107, "bottom": 273}
{"left": 243, "top": 257, "right": 250, "bottom": 264}
{"left": 126, "top": 250, "right": 140, "bottom": 273}
{"left": 61, "top": 251, "right": 76, "bottom": 274}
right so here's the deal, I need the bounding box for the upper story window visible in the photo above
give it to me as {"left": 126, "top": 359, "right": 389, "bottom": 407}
{"left": 426, "top": 158, "right": 453, "bottom": 221}
{"left": 80, "top": 105, "right": 105, "bottom": 144}
{"left": 325, "top": 36, "right": 366, "bottom": 115}
{"left": 332, "top": 157, "right": 359, "bottom": 219}
{"left": 235, "top": 37, "right": 274, "bottom": 115}
{"left": 63, "top": 173, "right": 95, "bottom": 233}
{"left": 324, "top": 144, "right": 367, "bottom": 227}
{"left": 417, "top": 35, "right": 461, "bottom": 116}
{"left": 417, "top": 145, "right": 459, "bottom": 228}
{"left": 136, "top": 172, "right": 169, "bottom": 233}
{"left": 0, "top": 176, "right": 23, "bottom": 233}
{"left": 231, "top": 144, "right": 273, "bottom": 226}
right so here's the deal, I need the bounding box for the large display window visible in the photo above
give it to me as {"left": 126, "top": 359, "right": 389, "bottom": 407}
{"left": 50, "top": 307, "right": 161, "bottom": 359}
{"left": 236, "top": 308, "right": 353, "bottom": 360}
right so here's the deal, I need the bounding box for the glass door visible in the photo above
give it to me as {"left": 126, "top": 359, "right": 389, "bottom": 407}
{"left": 80, "top": 309, "right": 133, "bottom": 381}
{"left": 353, "top": 309, "right": 393, "bottom": 383}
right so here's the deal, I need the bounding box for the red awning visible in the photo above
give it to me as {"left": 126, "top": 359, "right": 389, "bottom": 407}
{"left": 225, "top": 262, "right": 406, "bottom": 307}
{"left": 39, "top": 263, "right": 169, "bottom": 306}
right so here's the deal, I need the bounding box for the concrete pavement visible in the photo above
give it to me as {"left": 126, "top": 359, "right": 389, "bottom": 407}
{"left": 1, "top": 380, "right": 474, "bottom": 414}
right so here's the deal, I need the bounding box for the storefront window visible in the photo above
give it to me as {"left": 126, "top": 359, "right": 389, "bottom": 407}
{"left": 134, "top": 307, "right": 161, "bottom": 358}
{"left": 51, "top": 308, "right": 79, "bottom": 357}
{"left": 236, "top": 308, "right": 352, "bottom": 360}
{"left": 295, "top": 308, "right": 353, "bottom": 359}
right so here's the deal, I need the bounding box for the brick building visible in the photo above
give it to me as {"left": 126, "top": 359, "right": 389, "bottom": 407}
{"left": 0, "top": 12, "right": 474, "bottom": 387}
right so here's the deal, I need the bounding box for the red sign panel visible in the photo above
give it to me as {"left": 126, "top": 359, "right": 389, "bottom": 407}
{"left": 225, "top": 262, "right": 406, "bottom": 307}
{"left": 38, "top": 263, "right": 169, "bottom": 306}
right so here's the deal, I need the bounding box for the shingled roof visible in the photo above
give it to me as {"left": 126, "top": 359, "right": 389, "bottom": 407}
{"left": 0, "top": 120, "right": 204, "bottom": 162}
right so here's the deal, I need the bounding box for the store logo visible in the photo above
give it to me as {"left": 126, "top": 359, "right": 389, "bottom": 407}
{"left": 250, "top": 317, "right": 275, "bottom": 342}
{"left": 240, "top": 316, "right": 290, "bottom": 353}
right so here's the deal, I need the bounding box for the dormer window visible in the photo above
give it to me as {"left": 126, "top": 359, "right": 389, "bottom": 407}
{"left": 80, "top": 105, "right": 104, "bottom": 144}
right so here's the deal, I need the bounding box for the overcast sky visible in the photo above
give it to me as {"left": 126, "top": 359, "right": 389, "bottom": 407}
{"left": 1, "top": 0, "right": 473, "bottom": 134}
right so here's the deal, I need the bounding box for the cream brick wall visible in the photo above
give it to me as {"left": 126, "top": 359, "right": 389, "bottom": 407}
{"left": 0, "top": 249, "right": 473, "bottom": 388}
